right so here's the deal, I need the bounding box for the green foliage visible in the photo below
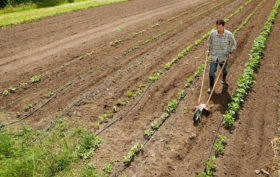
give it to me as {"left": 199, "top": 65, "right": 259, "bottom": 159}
{"left": 177, "top": 89, "right": 185, "bottom": 100}
{"left": 126, "top": 91, "right": 136, "bottom": 97}
{"left": 9, "top": 87, "right": 16, "bottom": 93}
{"left": 165, "top": 99, "right": 178, "bottom": 113}
{"left": 123, "top": 143, "right": 142, "bottom": 163}
{"left": 223, "top": 0, "right": 280, "bottom": 128}
{"left": 30, "top": 75, "right": 41, "bottom": 83}
{"left": 76, "top": 132, "right": 102, "bottom": 159}
{"left": 161, "top": 112, "right": 169, "bottom": 120}
{"left": 2, "top": 90, "right": 8, "bottom": 96}
{"left": 24, "top": 104, "right": 33, "bottom": 111}
{"left": 20, "top": 82, "right": 28, "bottom": 88}
{"left": 149, "top": 72, "right": 160, "bottom": 82}
{"left": 102, "top": 163, "right": 112, "bottom": 175}
{"left": 144, "top": 129, "right": 152, "bottom": 138}
{"left": 116, "top": 99, "right": 123, "bottom": 106}
{"left": 45, "top": 91, "right": 54, "bottom": 98}
{"left": 151, "top": 120, "right": 159, "bottom": 130}
{"left": 214, "top": 135, "right": 227, "bottom": 155}
{"left": 183, "top": 107, "right": 189, "bottom": 114}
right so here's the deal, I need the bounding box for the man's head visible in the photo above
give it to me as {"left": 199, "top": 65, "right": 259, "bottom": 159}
{"left": 216, "top": 19, "right": 225, "bottom": 34}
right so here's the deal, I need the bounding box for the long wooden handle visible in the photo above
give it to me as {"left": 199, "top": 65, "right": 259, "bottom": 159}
{"left": 206, "top": 56, "right": 229, "bottom": 105}
{"left": 198, "top": 51, "right": 210, "bottom": 104}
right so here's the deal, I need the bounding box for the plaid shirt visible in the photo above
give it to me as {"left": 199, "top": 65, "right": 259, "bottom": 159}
{"left": 207, "top": 29, "right": 237, "bottom": 62}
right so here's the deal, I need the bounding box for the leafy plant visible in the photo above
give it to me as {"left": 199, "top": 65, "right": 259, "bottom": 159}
{"left": 30, "top": 75, "right": 41, "bottom": 83}
{"left": 24, "top": 104, "right": 33, "bottom": 111}
{"left": 127, "top": 91, "right": 136, "bottom": 97}
{"left": 177, "top": 90, "right": 185, "bottom": 100}
{"left": 183, "top": 107, "right": 189, "bottom": 114}
{"left": 113, "top": 106, "right": 118, "bottom": 113}
{"left": 116, "top": 99, "right": 123, "bottom": 106}
{"left": 144, "top": 129, "right": 152, "bottom": 139}
{"left": 165, "top": 99, "right": 178, "bottom": 113}
{"left": 102, "top": 164, "right": 112, "bottom": 175}
{"left": 76, "top": 132, "right": 102, "bottom": 159}
{"left": 149, "top": 72, "right": 160, "bottom": 82}
{"left": 20, "top": 82, "right": 28, "bottom": 87}
{"left": 151, "top": 120, "right": 159, "bottom": 130}
{"left": 9, "top": 87, "right": 16, "bottom": 93}
{"left": 2, "top": 90, "right": 8, "bottom": 96}
{"left": 45, "top": 91, "right": 54, "bottom": 98}
{"left": 123, "top": 143, "right": 143, "bottom": 163}
{"left": 214, "top": 135, "right": 227, "bottom": 155}
{"left": 161, "top": 113, "right": 169, "bottom": 120}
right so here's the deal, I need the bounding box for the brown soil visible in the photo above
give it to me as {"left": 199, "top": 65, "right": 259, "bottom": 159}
{"left": 1, "top": 0, "right": 279, "bottom": 175}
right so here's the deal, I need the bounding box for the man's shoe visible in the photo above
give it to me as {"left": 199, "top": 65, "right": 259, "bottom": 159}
{"left": 221, "top": 80, "right": 228, "bottom": 85}
{"left": 207, "top": 88, "right": 212, "bottom": 94}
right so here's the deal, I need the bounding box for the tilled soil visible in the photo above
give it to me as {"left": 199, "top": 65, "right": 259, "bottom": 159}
{"left": 0, "top": 0, "right": 279, "bottom": 176}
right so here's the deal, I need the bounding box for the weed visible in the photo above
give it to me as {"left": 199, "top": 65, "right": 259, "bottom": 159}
{"left": 102, "top": 164, "right": 112, "bottom": 175}
{"left": 116, "top": 99, "right": 123, "bottom": 106}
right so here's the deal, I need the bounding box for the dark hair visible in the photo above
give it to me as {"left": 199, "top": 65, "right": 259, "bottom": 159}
{"left": 216, "top": 19, "right": 225, "bottom": 26}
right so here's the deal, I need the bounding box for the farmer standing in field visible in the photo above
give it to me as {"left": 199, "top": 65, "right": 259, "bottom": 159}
{"left": 207, "top": 19, "right": 237, "bottom": 94}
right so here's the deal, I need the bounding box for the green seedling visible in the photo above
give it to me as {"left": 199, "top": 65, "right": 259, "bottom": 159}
{"left": 164, "top": 62, "right": 172, "bottom": 69}
{"left": 66, "top": 81, "right": 72, "bottom": 86}
{"left": 127, "top": 91, "right": 136, "bottom": 97}
{"left": 2, "top": 90, "right": 8, "bottom": 96}
{"left": 110, "top": 39, "right": 122, "bottom": 46}
{"left": 214, "top": 135, "right": 227, "bottom": 155}
{"left": 177, "top": 90, "right": 185, "bottom": 100}
{"left": 20, "top": 82, "right": 28, "bottom": 88}
{"left": 24, "top": 104, "right": 33, "bottom": 111}
{"left": 34, "top": 100, "right": 38, "bottom": 105}
{"left": 45, "top": 91, "right": 54, "bottom": 98}
{"left": 184, "top": 107, "right": 189, "bottom": 114}
{"left": 88, "top": 69, "right": 93, "bottom": 73}
{"left": 144, "top": 129, "right": 152, "bottom": 138}
{"left": 30, "top": 75, "right": 41, "bottom": 83}
{"left": 117, "top": 99, "right": 123, "bottom": 106}
{"left": 151, "top": 120, "right": 159, "bottom": 130}
{"left": 161, "top": 113, "right": 169, "bottom": 120}
{"left": 9, "top": 87, "right": 16, "bottom": 93}
{"left": 165, "top": 99, "right": 178, "bottom": 113}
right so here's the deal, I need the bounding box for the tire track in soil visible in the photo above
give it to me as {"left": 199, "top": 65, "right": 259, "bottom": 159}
{"left": 215, "top": 8, "right": 280, "bottom": 177}
{"left": 55, "top": 0, "right": 263, "bottom": 173}
{"left": 115, "top": 0, "right": 276, "bottom": 176}
{"left": 2, "top": 0, "right": 238, "bottom": 131}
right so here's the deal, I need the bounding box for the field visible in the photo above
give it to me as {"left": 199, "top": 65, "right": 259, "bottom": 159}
{"left": 0, "top": 0, "right": 279, "bottom": 176}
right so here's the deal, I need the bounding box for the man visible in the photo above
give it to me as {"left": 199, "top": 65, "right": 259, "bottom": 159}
{"left": 207, "top": 19, "right": 237, "bottom": 94}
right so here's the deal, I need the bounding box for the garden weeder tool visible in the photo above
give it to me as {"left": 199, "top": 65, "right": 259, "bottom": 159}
{"left": 193, "top": 53, "right": 229, "bottom": 123}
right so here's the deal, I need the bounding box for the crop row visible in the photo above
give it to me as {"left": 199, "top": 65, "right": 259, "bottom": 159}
{"left": 196, "top": 0, "right": 279, "bottom": 176}
{"left": 110, "top": 1, "right": 263, "bottom": 168}
{"left": 223, "top": 0, "right": 278, "bottom": 127}
{"left": 0, "top": 0, "right": 228, "bottom": 126}
{"left": 90, "top": 0, "right": 253, "bottom": 135}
